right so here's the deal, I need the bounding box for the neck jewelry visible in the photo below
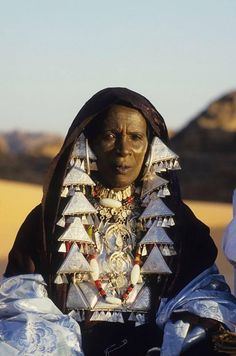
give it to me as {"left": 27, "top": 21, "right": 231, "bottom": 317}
{"left": 54, "top": 133, "right": 180, "bottom": 325}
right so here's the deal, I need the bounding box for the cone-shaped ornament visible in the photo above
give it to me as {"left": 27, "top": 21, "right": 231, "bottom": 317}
{"left": 66, "top": 283, "right": 89, "bottom": 310}
{"left": 79, "top": 282, "right": 99, "bottom": 308}
{"left": 63, "top": 191, "right": 97, "bottom": 216}
{"left": 139, "top": 223, "right": 174, "bottom": 245}
{"left": 57, "top": 243, "right": 91, "bottom": 274}
{"left": 63, "top": 159, "right": 96, "bottom": 187}
{"left": 141, "top": 246, "right": 172, "bottom": 274}
{"left": 71, "top": 133, "right": 96, "bottom": 161}
{"left": 139, "top": 197, "right": 174, "bottom": 220}
{"left": 129, "top": 285, "right": 151, "bottom": 311}
{"left": 141, "top": 174, "right": 169, "bottom": 199}
{"left": 58, "top": 217, "right": 94, "bottom": 244}
{"left": 146, "top": 137, "right": 179, "bottom": 167}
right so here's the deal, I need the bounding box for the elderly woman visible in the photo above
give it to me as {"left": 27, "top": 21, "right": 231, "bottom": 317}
{"left": 1, "top": 88, "right": 236, "bottom": 355}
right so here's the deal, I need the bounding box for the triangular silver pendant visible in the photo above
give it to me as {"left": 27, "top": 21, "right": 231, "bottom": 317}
{"left": 66, "top": 282, "right": 89, "bottom": 310}
{"left": 58, "top": 217, "right": 94, "bottom": 244}
{"left": 129, "top": 285, "right": 151, "bottom": 311}
{"left": 63, "top": 191, "right": 97, "bottom": 215}
{"left": 146, "top": 137, "right": 179, "bottom": 167}
{"left": 141, "top": 246, "right": 172, "bottom": 274}
{"left": 63, "top": 159, "right": 96, "bottom": 187}
{"left": 57, "top": 242, "right": 91, "bottom": 274}
{"left": 141, "top": 174, "right": 169, "bottom": 199}
{"left": 139, "top": 197, "right": 174, "bottom": 220}
{"left": 79, "top": 282, "right": 99, "bottom": 308}
{"left": 139, "top": 222, "right": 174, "bottom": 245}
{"left": 71, "top": 133, "right": 97, "bottom": 161}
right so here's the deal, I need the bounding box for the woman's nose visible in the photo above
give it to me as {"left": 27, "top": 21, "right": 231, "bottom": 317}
{"left": 116, "top": 135, "right": 131, "bottom": 156}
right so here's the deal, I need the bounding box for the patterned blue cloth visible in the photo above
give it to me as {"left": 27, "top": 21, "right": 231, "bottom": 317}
{"left": 156, "top": 265, "right": 236, "bottom": 356}
{"left": 0, "top": 274, "right": 84, "bottom": 355}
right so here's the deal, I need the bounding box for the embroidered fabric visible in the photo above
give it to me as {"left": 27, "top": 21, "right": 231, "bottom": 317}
{"left": 0, "top": 274, "right": 83, "bottom": 355}
{"left": 156, "top": 265, "right": 236, "bottom": 356}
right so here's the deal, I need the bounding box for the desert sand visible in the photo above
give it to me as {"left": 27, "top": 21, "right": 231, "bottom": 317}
{"left": 0, "top": 179, "right": 234, "bottom": 292}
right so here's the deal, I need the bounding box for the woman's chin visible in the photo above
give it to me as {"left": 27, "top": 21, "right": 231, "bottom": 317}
{"left": 103, "top": 176, "right": 134, "bottom": 190}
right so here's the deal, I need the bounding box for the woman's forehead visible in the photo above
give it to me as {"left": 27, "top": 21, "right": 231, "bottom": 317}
{"left": 101, "top": 104, "right": 147, "bottom": 131}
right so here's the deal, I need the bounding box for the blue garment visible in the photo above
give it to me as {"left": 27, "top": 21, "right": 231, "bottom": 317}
{"left": 1, "top": 267, "right": 236, "bottom": 356}
{"left": 156, "top": 265, "right": 236, "bottom": 356}
{"left": 0, "top": 274, "right": 83, "bottom": 355}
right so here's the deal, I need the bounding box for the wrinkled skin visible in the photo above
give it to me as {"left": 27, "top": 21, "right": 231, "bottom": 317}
{"left": 90, "top": 105, "right": 148, "bottom": 190}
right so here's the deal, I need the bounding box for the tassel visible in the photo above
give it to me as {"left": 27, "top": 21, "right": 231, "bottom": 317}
{"left": 116, "top": 312, "right": 124, "bottom": 323}
{"left": 80, "top": 244, "right": 84, "bottom": 254}
{"left": 157, "top": 188, "right": 165, "bottom": 198}
{"left": 90, "top": 311, "right": 100, "bottom": 321}
{"left": 61, "top": 186, "right": 69, "bottom": 197}
{"left": 145, "top": 219, "right": 153, "bottom": 229}
{"left": 56, "top": 216, "right": 66, "bottom": 227}
{"left": 54, "top": 274, "right": 63, "bottom": 284}
{"left": 70, "top": 158, "right": 75, "bottom": 167}
{"left": 58, "top": 242, "right": 66, "bottom": 253}
{"left": 168, "top": 160, "right": 174, "bottom": 169}
{"left": 162, "top": 217, "right": 169, "bottom": 227}
{"left": 157, "top": 218, "right": 163, "bottom": 227}
{"left": 86, "top": 215, "right": 94, "bottom": 226}
{"left": 68, "top": 186, "right": 75, "bottom": 196}
{"left": 163, "top": 185, "right": 170, "bottom": 196}
{"left": 81, "top": 215, "right": 89, "bottom": 224}
{"left": 173, "top": 159, "right": 181, "bottom": 170}
{"left": 135, "top": 313, "right": 146, "bottom": 327}
{"left": 168, "top": 217, "right": 175, "bottom": 226}
{"left": 106, "top": 311, "right": 112, "bottom": 321}
{"left": 62, "top": 274, "right": 68, "bottom": 284}
{"left": 141, "top": 244, "right": 147, "bottom": 256}
{"left": 128, "top": 312, "right": 136, "bottom": 321}
{"left": 99, "top": 311, "right": 107, "bottom": 321}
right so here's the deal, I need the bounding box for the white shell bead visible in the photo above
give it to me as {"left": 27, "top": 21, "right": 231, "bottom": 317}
{"left": 131, "top": 264, "right": 140, "bottom": 285}
{"left": 105, "top": 296, "right": 122, "bottom": 305}
{"left": 100, "top": 198, "right": 122, "bottom": 209}
{"left": 90, "top": 259, "right": 100, "bottom": 281}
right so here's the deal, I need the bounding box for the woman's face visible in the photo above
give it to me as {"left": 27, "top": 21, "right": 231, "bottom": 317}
{"left": 91, "top": 105, "right": 148, "bottom": 190}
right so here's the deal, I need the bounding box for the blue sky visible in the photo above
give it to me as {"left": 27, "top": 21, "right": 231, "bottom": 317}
{"left": 1, "top": 0, "right": 235, "bottom": 135}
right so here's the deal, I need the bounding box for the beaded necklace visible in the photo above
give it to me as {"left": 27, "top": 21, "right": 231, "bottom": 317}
{"left": 87, "top": 184, "right": 143, "bottom": 305}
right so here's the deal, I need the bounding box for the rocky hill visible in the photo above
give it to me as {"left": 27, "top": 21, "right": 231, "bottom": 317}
{"left": 0, "top": 131, "right": 63, "bottom": 184}
{"left": 171, "top": 91, "right": 236, "bottom": 202}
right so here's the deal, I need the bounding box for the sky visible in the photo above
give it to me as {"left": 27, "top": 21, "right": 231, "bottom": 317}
{"left": 1, "top": 0, "right": 236, "bottom": 136}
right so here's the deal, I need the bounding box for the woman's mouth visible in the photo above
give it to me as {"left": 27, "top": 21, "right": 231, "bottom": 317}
{"left": 115, "top": 165, "right": 132, "bottom": 174}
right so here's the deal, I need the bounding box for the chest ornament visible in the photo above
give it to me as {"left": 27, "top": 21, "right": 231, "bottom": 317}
{"left": 53, "top": 133, "right": 180, "bottom": 325}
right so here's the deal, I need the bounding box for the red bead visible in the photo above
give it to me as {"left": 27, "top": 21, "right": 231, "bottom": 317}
{"left": 127, "top": 196, "right": 134, "bottom": 203}
{"left": 95, "top": 280, "right": 102, "bottom": 288}
{"left": 122, "top": 293, "right": 129, "bottom": 300}
{"left": 127, "top": 286, "right": 133, "bottom": 293}
{"left": 100, "top": 289, "right": 106, "bottom": 297}
{"left": 88, "top": 254, "right": 96, "bottom": 261}
{"left": 65, "top": 242, "right": 71, "bottom": 253}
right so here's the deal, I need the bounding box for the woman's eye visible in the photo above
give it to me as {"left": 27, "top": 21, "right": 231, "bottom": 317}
{"left": 102, "top": 133, "right": 116, "bottom": 140}
{"left": 130, "top": 134, "right": 143, "bottom": 141}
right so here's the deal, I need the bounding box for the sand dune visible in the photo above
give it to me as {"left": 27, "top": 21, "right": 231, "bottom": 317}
{"left": 0, "top": 180, "right": 234, "bottom": 291}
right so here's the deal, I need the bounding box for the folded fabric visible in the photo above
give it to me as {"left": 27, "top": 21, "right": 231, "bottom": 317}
{"left": 0, "top": 274, "right": 84, "bottom": 355}
{"left": 156, "top": 265, "right": 236, "bottom": 356}
{"left": 223, "top": 188, "right": 236, "bottom": 265}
